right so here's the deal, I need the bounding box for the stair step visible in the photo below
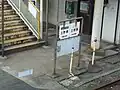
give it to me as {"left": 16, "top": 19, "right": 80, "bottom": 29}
{"left": 0, "top": 25, "right": 27, "bottom": 31}
{"left": 0, "top": 9, "right": 15, "bottom": 14}
{"left": 0, "top": 9, "right": 15, "bottom": 13}
{"left": 0, "top": 19, "right": 22, "bottom": 24}
{"left": 0, "top": 30, "right": 31, "bottom": 37}
{"left": 0, "top": 14, "right": 19, "bottom": 21}
{"left": 0, "top": 36, "right": 35, "bottom": 44}
{"left": 4, "top": 41, "right": 43, "bottom": 51}
{"left": 0, "top": 14, "right": 18, "bottom": 18}
{"left": 2, "top": 40, "right": 45, "bottom": 54}
{"left": 0, "top": 9, "right": 15, "bottom": 16}
{"left": 0, "top": 20, "right": 23, "bottom": 27}
{"left": 0, "top": 0, "right": 7, "bottom": 5}
{"left": 0, "top": 4, "right": 11, "bottom": 10}
{"left": 0, "top": 0, "right": 7, "bottom": 2}
{"left": 0, "top": 4, "right": 9, "bottom": 7}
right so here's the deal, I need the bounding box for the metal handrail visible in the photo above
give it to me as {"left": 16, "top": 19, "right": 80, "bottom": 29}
{"left": 7, "top": 0, "right": 41, "bottom": 40}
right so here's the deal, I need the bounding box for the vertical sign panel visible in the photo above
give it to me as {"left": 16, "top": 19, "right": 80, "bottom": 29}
{"left": 57, "top": 36, "right": 80, "bottom": 57}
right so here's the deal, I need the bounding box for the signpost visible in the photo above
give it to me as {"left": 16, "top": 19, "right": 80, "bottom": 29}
{"left": 53, "top": 17, "right": 83, "bottom": 76}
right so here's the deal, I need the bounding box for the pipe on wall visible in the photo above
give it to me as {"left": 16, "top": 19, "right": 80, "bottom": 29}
{"left": 114, "top": 0, "right": 120, "bottom": 44}
{"left": 100, "top": 5, "right": 105, "bottom": 39}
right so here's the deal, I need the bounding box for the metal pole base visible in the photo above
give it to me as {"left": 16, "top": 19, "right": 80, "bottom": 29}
{"left": 75, "top": 66, "right": 85, "bottom": 70}
{"left": 45, "top": 41, "right": 49, "bottom": 46}
{"left": 0, "top": 56, "right": 7, "bottom": 60}
{"left": 51, "top": 73, "right": 60, "bottom": 78}
{"left": 68, "top": 73, "right": 74, "bottom": 77}
{"left": 42, "top": 45, "right": 50, "bottom": 49}
{"left": 87, "top": 62, "right": 102, "bottom": 73}
{"left": 37, "top": 39, "right": 40, "bottom": 42}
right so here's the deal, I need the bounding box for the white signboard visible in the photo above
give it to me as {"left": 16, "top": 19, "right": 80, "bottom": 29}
{"left": 69, "top": 22, "right": 80, "bottom": 37}
{"left": 59, "top": 21, "right": 80, "bottom": 40}
{"left": 59, "top": 22, "right": 70, "bottom": 40}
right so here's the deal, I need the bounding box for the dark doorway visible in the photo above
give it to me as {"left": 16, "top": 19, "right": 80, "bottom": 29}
{"left": 77, "top": 0, "right": 94, "bottom": 35}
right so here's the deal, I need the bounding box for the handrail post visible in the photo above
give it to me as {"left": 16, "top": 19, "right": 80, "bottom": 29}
{"left": 37, "top": 11, "right": 40, "bottom": 41}
{"left": 1, "top": 0, "right": 4, "bottom": 57}
{"left": 45, "top": 0, "right": 49, "bottom": 45}
{"left": 53, "top": 0, "right": 59, "bottom": 76}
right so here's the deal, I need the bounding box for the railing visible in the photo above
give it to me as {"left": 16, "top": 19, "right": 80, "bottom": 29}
{"left": 7, "top": 0, "right": 41, "bottom": 40}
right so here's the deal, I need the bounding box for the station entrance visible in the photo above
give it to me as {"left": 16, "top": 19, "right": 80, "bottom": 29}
{"left": 77, "top": 0, "right": 94, "bottom": 35}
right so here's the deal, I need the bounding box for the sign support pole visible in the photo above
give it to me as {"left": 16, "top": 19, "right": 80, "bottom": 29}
{"left": 78, "top": 18, "right": 84, "bottom": 67}
{"left": 52, "top": 0, "right": 59, "bottom": 76}
{"left": 53, "top": 24, "right": 59, "bottom": 76}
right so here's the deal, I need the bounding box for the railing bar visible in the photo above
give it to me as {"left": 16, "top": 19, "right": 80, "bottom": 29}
{"left": 37, "top": 12, "right": 40, "bottom": 40}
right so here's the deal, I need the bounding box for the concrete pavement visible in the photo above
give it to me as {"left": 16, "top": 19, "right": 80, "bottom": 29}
{"left": 0, "top": 69, "right": 40, "bottom": 90}
{"left": 0, "top": 35, "right": 119, "bottom": 90}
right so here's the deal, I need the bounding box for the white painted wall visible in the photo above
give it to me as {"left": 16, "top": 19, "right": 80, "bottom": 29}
{"left": 102, "top": 0, "right": 118, "bottom": 43}
{"left": 43, "top": 0, "right": 67, "bottom": 24}
{"left": 48, "top": 0, "right": 67, "bottom": 24}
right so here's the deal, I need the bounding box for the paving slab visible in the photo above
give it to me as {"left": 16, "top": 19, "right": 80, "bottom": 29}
{"left": 87, "top": 63, "right": 102, "bottom": 73}
{"left": 30, "top": 75, "right": 68, "bottom": 90}
{"left": 0, "top": 69, "right": 40, "bottom": 90}
{"left": 102, "top": 55, "right": 120, "bottom": 64}
{"left": 105, "top": 50, "right": 118, "bottom": 56}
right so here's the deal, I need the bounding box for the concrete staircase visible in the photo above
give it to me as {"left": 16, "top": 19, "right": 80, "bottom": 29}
{"left": 0, "top": 0, "right": 44, "bottom": 54}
